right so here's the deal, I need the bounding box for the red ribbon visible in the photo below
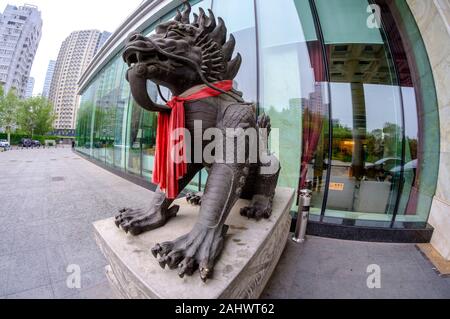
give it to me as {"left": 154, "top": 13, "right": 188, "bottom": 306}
{"left": 152, "top": 80, "right": 233, "bottom": 199}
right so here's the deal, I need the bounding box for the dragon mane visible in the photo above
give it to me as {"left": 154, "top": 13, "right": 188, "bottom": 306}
{"left": 155, "top": 2, "right": 242, "bottom": 83}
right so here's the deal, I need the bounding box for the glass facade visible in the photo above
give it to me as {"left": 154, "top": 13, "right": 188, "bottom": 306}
{"left": 76, "top": 0, "right": 439, "bottom": 233}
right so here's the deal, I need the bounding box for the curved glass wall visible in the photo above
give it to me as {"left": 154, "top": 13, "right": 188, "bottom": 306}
{"left": 76, "top": 0, "right": 439, "bottom": 231}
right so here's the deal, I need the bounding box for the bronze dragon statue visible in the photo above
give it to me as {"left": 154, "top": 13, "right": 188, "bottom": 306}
{"left": 115, "top": 3, "right": 280, "bottom": 282}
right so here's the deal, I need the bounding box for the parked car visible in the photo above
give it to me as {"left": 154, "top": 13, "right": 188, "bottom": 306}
{"left": 365, "top": 157, "right": 401, "bottom": 181}
{"left": 0, "top": 139, "right": 11, "bottom": 150}
{"left": 390, "top": 159, "right": 417, "bottom": 181}
{"left": 18, "top": 138, "right": 42, "bottom": 148}
{"left": 19, "top": 138, "right": 33, "bottom": 148}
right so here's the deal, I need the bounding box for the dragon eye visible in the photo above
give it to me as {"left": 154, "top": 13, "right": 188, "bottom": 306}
{"left": 166, "top": 27, "right": 187, "bottom": 39}
{"left": 166, "top": 24, "right": 195, "bottom": 38}
{"left": 167, "top": 30, "right": 182, "bottom": 38}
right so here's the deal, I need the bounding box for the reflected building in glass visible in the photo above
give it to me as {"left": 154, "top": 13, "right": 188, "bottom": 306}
{"left": 75, "top": 0, "right": 449, "bottom": 256}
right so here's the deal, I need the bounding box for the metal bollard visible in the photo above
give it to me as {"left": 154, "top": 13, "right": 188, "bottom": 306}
{"left": 292, "top": 187, "right": 312, "bottom": 243}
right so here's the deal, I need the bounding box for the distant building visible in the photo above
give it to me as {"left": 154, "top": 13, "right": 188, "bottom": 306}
{"left": 49, "top": 30, "right": 108, "bottom": 130}
{"left": 41, "top": 60, "right": 55, "bottom": 98}
{"left": 25, "top": 76, "right": 34, "bottom": 98}
{"left": 0, "top": 4, "right": 42, "bottom": 98}
{"left": 96, "top": 31, "right": 112, "bottom": 54}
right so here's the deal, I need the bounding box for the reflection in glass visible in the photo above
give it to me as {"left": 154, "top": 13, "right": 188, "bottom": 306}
{"left": 257, "top": 0, "right": 329, "bottom": 214}
{"left": 76, "top": 84, "right": 95, "bottom": 156}
{"left": 125, "top": 100, "right": 142, "bottom": 176}
{"left": 113, "top": 58, "right": 130, "bottom": 170}
{"left": 141, "top": 84, "right": 159, "bottom": 179}
{"left": 213, "top": 0, "right": 257, "bottom": 103}
{"left": 315, "top": 0, "right": 404, "bottom": 221}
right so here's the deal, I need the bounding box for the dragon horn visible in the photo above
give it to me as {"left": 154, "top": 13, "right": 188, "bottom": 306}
{"left": 181, "top": 2, "right": 191, "bottom": 24}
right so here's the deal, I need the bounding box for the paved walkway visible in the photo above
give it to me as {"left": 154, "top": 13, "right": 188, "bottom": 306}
{"left": 263, "top": 238, "right": 449, "bottom": 299}
{"left": 0, "top": 148, "right": 448, "bottom": 299}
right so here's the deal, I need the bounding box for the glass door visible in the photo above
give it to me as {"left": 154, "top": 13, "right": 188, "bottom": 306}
{"left": 314, "top": 0, "right": 404, "bottom": 223}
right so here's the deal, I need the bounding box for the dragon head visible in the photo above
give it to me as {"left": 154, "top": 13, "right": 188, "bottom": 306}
{"left": 123, "top": 3, "right": 241, "bottom": 109}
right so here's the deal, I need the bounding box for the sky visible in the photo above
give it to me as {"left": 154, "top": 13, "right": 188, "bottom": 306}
{"left": 1, "top": 0, "right": 145, "bottom": 95}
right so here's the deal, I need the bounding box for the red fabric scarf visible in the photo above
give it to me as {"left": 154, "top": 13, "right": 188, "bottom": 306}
{"left": 152, "top": 80, "right": 233, "bottom": 199}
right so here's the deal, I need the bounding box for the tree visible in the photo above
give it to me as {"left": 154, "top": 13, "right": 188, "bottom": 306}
{"left": 0, "top": 86, "right": 21, "bottom": 143}
{"left": 17, "top": 96, "right": 55, "bottom": 137}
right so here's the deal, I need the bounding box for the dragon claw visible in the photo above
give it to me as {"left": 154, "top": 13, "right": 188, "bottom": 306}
{"left": 151, "top": 244, "right": 161, "bottom": 258}
{"left": 158, "top": 257, "right": 167, "bottom": 269}
{"left": 199, "top": 267, "right": 211, "bottom": 283}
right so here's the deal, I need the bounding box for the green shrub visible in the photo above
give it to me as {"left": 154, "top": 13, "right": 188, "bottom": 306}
{"left": 0, "top": 132, "right": 58, "bottom": 145}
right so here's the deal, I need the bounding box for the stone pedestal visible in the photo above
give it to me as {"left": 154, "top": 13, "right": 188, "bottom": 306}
{"left": 93, "top": 187, "right": 295, "bottom": 299}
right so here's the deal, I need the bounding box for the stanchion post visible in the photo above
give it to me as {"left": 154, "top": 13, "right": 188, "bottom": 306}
{"left": 292, "top": 182, "right": 312, "bottom": 243}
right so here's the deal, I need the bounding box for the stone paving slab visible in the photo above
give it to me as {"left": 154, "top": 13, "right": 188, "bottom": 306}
{"left": 0, "top": 148, "right": 449, "bottom": 299}
{"left": 262, "top": 238, "right": 450, "bottom": 299}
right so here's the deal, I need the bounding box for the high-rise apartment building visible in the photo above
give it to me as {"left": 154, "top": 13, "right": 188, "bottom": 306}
{"left": 25, "top": 76, "right": 34, "bottom": 98}
{"left": 49, "top": 30, "right": 107, "bottom": 130}
{"left": 96, "top": 31, "right": 111, "bottom": 54}
{"left": 0, "top": 4, "right": 42, "bottom": 98}
{"left": 41, "top": 59, "right": 55, "bottom": 98}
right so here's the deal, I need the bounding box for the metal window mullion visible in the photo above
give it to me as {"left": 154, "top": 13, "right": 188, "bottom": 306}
{"left": 308, "top": 0, "right": 333, "bottom": 221}
{"left": 253, "top": 0, "right": 261, "bottom": 119}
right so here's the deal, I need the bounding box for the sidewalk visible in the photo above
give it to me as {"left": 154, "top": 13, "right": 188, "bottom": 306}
{"left": 263, "top": 237, "right": 449, "bottom": 299}
{"left": 0, "top": 148, "right": 448, "bottom": 299}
